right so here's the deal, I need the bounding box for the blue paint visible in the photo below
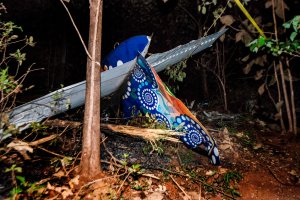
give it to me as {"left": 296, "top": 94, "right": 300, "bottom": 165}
{"left": 102, "top": 35, "right": 150, "bottom": 68}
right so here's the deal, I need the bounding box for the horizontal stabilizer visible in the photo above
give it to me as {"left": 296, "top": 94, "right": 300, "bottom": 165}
{"left": 2, "top": 29, "right": 227, "bottom": 134}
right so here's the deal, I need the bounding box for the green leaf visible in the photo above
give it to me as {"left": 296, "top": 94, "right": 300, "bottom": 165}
{"left": 197, "top": 5, "right": 201, "bottom": 13}
{"left": 10, "top": 49, "right": 26, "bottom": 66}
{"left": 27, "top": 36, "right": 35, "bottom": 47}
{"left": 247, "top": 38, "right": 257, "bottom": 47}
{"left": 290, "top": 32, "right": 298, "bottom": 41}
{"left": 282, "top": 22, "right": 291, "bottom": 29}
{"left": 292, "top": 16, "right": 300, "bottom": 32}
{"left": 202, "top": 6, "right": 206, "bottom": 15}
{"left": 258, "top": 36, "right": 266, "bottom": 47}
{"left": 16, "top": 176, "right": 26, "bottom": 185}
{"left": 252, "top": 46, "right": 258, "bottom": 53}
{"left": 266, "top": 40, "right": 274, "bottom": 48}
{"left": 10, "top": 187, "right": 23, "bottom": 195}
{"left": 11, "top": 35, "right": 18, "bottom": 40}
{"left": 132, "top": 164, "right": 141, "bottom": 169}
{"left": 277, "top": 49, "right": 282, "bottom": 55}
{"left": 14, "top": 167, "right": 22, "bottom": 173}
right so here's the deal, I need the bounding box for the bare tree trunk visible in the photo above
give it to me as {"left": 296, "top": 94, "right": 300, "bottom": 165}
{"left": 273, "top": 62, "right": 286, "bottom": 132}
{"left": 81, "top": 0, "right": 103, "bottom": 178}
{"left": 287, "top": 64, "right": 297, "bottom": 135}
{"left": 216, "top": 42, "right": 228, "bottom": 111}
{"left": 271, "top": 0, "right": 293, "bottom": 134}
{"left": 198, "top": 30, "right": 209, "bottom": 99}
{"left": 278, "top": 61, "right": 293, "bottom": 133}
{"left": 200, "top": 58, "right": 209, "bottom": 99}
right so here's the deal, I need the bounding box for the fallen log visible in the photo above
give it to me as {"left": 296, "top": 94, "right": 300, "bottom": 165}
{"left": 42, "top": 119, "right": 180, "bottom": 143}
{"left": 101, "top": 124, "right": 180, "bottom": 143}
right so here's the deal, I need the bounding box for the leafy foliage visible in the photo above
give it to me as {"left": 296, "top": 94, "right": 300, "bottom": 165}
{"left": 249, "top": 16, "right": 300, "bottom": 56}
{"left": 164, "top": 60, "right": 187, "bottom": 93}
{"left": 244, "top": 13, "right": 299, "bottom": 134}
{"left": 0, "top": 9, "right": 35, "bottom": 140}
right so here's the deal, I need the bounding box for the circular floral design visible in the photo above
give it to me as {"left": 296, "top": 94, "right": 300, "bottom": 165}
{"left": 132, "top": 66, "right": 146, "bottom": 83}
{"left": 174, "top": 115, "right": 210, "bottom": 148}
{"left": 137, "top": 88, "right": 158, "bottom": 110}
{"left": 173, "top": 115, "right": 220, "bottom": 165}
{"left": 181, "top": 129, "right": 203, "bottom": 148}
{"left": 153, "top": 112, "right": 171, "bottom": 128}
{"left": 137, "top": 59, "right": 157, "bottom": 88}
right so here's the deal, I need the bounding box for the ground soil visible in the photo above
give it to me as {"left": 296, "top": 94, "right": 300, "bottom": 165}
{"left": 102, "top": 118, "right": 300, "bottom": 200}
{"left": 1, "top": 112, "right": 300, "bottom": 199}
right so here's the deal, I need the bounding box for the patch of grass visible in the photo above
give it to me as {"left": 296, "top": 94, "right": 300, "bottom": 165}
{"left": 186, "top": 169, "right": 243, "bottom": 199}
{"left": 222, "top": 171, "right": 243, "bottom": 198}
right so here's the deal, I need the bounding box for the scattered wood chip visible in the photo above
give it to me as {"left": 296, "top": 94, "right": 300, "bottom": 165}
{"left": 253, "top": 143, "right": 263, "bottom": 150}
{"left": 144, "top": 191, "right": 164, "bottom": 200}
{"left": 53, "top": 170, "right": 65, "bottom": 178}
{"left": 69, "top": 175, "right": 80, "bottom": 189}
{"left": 7, "top": 140, "right": 33, "bottom": 153}
{"left": 205, "top": 170, "right": 216, "bottom": 176}
{"left": 7, "top": 140, "right": 33, "bottom": 160}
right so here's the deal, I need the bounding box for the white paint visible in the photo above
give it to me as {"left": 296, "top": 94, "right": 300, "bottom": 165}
{"left": 213, "top": 147, "right": 219, "bottom": 157}
{"left": 117, "top": 60, "right": 124, "bottom": 66}
{"left": 211, "top": 155, "right": 216, "bottom": 164}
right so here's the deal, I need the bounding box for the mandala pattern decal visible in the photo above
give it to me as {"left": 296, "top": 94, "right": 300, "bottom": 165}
{"left": 122, "top": 54, "right": 220, "bottom": 165}
{"left": 153, "top": 111, "right": 171, "bottom": 128}
{"left": 137, "top": 87, "right": 158, "bottom": 110}
{"left": 133, "top": 66, "right": 146, "bottom": 83}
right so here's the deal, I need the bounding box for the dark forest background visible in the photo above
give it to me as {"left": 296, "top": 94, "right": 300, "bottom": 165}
{"left": 2, "top": 0, "right": 300, "bottom": 115}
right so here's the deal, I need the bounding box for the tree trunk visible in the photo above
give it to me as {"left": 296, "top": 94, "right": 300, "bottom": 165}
{"left": 279, "top": 61, "right": 293, "bottom": 133}
{"left": 198, "top": 30, "right": 209, "bottom": 99}
{"left": 80, "top": 0, "right": 103, "bottom": 178}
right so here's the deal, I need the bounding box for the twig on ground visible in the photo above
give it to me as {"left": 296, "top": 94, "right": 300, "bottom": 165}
{"left": 117, "top": 172, "right": 132, "bottom": 196}
{"left": 198, "top": 184, "right": 202, "bottom": 200}
{"left": 66, "top": 165, "right": 79, "bottom": 177}
{"left": 100, "top": 160, "right": 123, "bottom": 169}
{"left": 207, "top": 128, "right": 221, "bottom": 133}
{"left": 35, "top": 177, "right": 52, "bottom": 186}
{"left": 154, "top": 167, "right": 236, "bottom": 199}
{"left": 170, "top": 175, "right": 191, "bottom": 200}
{"left": 102, "top": 139, "right": 123, "bottom": 165}
{"left": 266, "top": 165, "right": 298, "bottom": 186}
{"left": 43, "top": 119, "right": 82, "bottom": 128}
{"left": 66, "top": 152, "right": 82, "bottom": 176}
{"left": 29, "top": 134, "right": 58, "bottom": 146}
{"left": 37, "top": 146, "right": 67, "bottom": 158}
{"left": 142, "top": 173, "right": 160, "bottom": 180}
{"left": 74, "top": 175, "right": 119, "bottom": 199}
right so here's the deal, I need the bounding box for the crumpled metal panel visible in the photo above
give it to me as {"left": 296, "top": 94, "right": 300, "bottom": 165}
{"left": 147, "top": 29, "right": 227, "bottom": 72}
{"left": 7, "top": 59, "right": 137, "bottom": 132}
{"left": 3, "top": 29, "right": 226, "bottom": 134}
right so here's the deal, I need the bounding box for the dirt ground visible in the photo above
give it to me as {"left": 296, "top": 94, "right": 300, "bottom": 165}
{"left": 1, "top": 112, "right": 300, "bottom": 199}
{"left": 100, "top": 119, "right": 300, "bottom": 200}
{"left": 98, "top": 113, "right": 300, "bottom": 200}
